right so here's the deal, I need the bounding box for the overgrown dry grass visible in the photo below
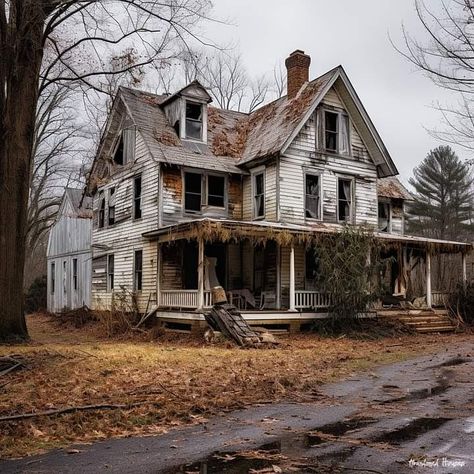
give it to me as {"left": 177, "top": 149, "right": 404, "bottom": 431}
{"left": 0, "top": 313, "right": 471, "bottom": 459}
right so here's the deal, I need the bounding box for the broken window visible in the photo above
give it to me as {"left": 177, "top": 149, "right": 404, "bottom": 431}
{"left": 325, "top": 111, "right": 338, "bottom": 152}
{"left": 51, "top": 262, "right": 55, "bottom": 294}
{"left": 134, "top": 250, "right": 143, "bottom": 291}
{"left": 321, "top": 110, "right": 350, "bottom": 154}
{"left": 185, "top": 102, "right": 203, "bottom": 140}
{"left": 184, "top": 172, "right": 202, "bottom": 212}
{"left": 305, "top": 174, "right": 321, "bottom": 219}
{"left": 98, "top": 193, "right": 105, "bottom": 228}
{"left": 338, "top": 178, "right": 353, "bottom": 222}
{"left": 72, "top": 258, "right": 78, "bottom": 291}
{"left": 113, "top": 129, "right": 135, "bottom": 165}
{"left": 133, "top": 175, "right": 142, "bottom": 219}
{"left": 253, "top": 172, "right": 265, "bottom": 218}
{"left": 207, "top": 175, "right": 225, "bottom": 207}
{"left": 378, "top": 201, "right": 391, "bottom": 233}
{"left": 107, "top": 254, "right": 114, "bottom": 292}
{"left": 108, "top": 187, "right": 116, "bottom": 226}
{"left": 113, "top": 135, "right": 124, "bottom": 165}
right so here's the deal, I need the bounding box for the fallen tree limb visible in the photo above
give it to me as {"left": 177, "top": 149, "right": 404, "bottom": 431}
{"left": 0, "top": 401, "right": 158, "bottom": 423}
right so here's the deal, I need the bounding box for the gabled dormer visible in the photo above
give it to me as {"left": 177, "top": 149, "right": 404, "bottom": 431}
{"left": 161, "top": 80, "right": 212, "bottom": 144}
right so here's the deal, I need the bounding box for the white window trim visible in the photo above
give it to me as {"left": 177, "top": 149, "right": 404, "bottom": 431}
{"left": 319, "top": 107, "right": 352, "bottom": 156}
{"left": 251, "top": 167, "right": 266, "bottom": 220}
{"left": 336, "top": 176, "right": 355, "bottom": 223}
{"left": 181, "top": 99, "right": 208, "bottom": 143}
{"left": 304, "top": 171, "right": 323, "bottom": 221}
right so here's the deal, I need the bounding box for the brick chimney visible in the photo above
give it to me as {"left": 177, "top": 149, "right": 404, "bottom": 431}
{"left": 285, "top": 50, "right": 311, "bottom": 99}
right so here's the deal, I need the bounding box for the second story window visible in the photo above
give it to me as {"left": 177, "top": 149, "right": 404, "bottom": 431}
{"left": 378, "top": 201, "right": 391, "bottom": 233}
{"left": 207, "top": 175, "right": 225, "bottom": 207}
{"left": 185, "top": 102, "right": 203, "bottom": 140}
{"left": 133, "top": 175, "right": 142, "bottom": 219}
{"left": 322, "top": 109, "right": 350, "bottom": 155}
{"left": 253, "top": 172, "right": 265, "bottom": 219}
{"left": 72, "top": 258, "right": 78, "bottom": 291}
{"left": 50, "top": 262, "right": 55, "bottom": 294}
{"left": 107, "top": 254, "right": 114, "bottom": 291}
{"left": 184, "top": 172, "right": 202, "bottom": 213}
{"left": 305, "top": 174, "right": 321, "bottom": 220}
{"left": 108, "top": 187, "right": 116, "bottom": 226}
{"left": 98, "top": 193, "right": 105, "bottom": 228}
{"left": 337, "top": 178, "right": 353, "bottom": 222}
{"left": 134, "top": 250, "right": 143, "bottom": 291}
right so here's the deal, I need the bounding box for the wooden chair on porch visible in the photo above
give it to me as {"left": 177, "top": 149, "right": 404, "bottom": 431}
{"left": 259, "top": 291, "right": 277, "bottom": 310}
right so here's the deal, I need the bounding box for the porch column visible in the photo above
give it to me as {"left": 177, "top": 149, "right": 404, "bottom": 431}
{"left": 426, "top": 250, "right": 432, "bottom": 309}
{"left": 197, "top": 238, "right": 205, "bottom": 310}
{"left": 462, "top": 252, "right": 467, "bottom": 289}
{"left": 289, "top": 243, "right": 296, "bottom": 311}
{"left": 156, "top": 243, "right": 161, "bottom": 308}
{"left": 276, "top": 243, "right": 281, "bottom": 309}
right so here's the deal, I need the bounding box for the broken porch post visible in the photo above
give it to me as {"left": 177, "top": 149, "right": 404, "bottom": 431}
{"left": 197, "top": 238, "right": 205, "bottom": 310}
{"left": 289, "top": 243, "right": 296, "bottom": 311}
{"left": 426, "top": 249, "right": 432, "bottom": 309}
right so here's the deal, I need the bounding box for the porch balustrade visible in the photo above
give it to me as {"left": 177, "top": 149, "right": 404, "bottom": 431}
{"left": 160, "top": 290, "right": 212, "bottom": 309}
{"left": 294, "top": 291, "right": 332, "bottom": 309}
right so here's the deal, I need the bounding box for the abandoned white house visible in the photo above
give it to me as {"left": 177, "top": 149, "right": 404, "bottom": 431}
{"left": 85, "top": 50, "right": 472, "bottom": 330}
{"left": 47, "top": 188, "right": 92, "bottom": 312}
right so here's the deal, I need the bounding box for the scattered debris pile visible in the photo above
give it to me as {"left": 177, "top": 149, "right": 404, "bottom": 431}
{"left": 0, "top": 355, "right": 27, "bottom": 377}
{"left": 57, "top": 305, "right": 96, "bottom": 328}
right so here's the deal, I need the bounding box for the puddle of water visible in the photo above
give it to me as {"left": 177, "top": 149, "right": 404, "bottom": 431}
{"left": 374, "top": 417, "right": 452, "bottom": 445}
{"left": 306, "top": 417, "right": 377, "bottom": 446}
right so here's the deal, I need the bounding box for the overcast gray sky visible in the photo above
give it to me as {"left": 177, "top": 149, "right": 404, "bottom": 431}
{"left": 204, "top": 0, "right": 465, "bottom": 183}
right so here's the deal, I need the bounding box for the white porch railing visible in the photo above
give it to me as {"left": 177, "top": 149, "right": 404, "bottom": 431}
{"left": 431, "top": 291, "right": 450, "bottom": 307}
{"left": 295, "top": 291, "right": 332, "bottom": 309}
{"left": 160, "top": 290, "right": 212, "bottom": 309}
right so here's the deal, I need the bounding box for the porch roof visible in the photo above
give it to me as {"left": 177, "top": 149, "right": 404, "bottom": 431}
{"left": 142, "top": 218, "right": 473, "bottom": 253}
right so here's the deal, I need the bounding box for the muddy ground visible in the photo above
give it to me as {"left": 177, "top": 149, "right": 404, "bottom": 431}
{"left": 1, "top": 340, "right": 472, "bottom": 473}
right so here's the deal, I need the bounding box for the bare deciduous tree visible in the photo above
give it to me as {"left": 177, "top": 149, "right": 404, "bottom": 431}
{"left": 0, "top": 0, "right": 213, "bottom": 340}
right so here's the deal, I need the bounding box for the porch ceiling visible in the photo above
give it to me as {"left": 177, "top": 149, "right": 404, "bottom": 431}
{"left": 142, "top": 218, "right": 473, "bottom": 253}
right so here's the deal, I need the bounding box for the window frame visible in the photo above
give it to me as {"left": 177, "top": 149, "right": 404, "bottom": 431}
{"left": 319, "top": 107, "right": 352, "bottom": 156}
{"left": 108, "top": 187, "right": 116, "bottom": 226}
{"left": 205, "top": 173, "right": 227, "bottom": 209}
{"left": 252, "top": 169, "right": 265, "bottom": 220}
{"left": 107, "top": 254, "right": 114, "bottom": 292}
{"left": 182, "top": 170, "right": 228, "bottom": 214}
{"left": 133, "top": 249, "right": 143, "bottom": 292}
{"left": 336, "top": 176, "right": 355, "bottom": 223}
{"left": 50, "top": 262, "right": 55, "bottom": 294}
{"left": 133, "top": 175, "right": 142, "bottom": 220}
{"left": 72, "top": 258, "right": 78, "bottom": 291}
{"left": 304, "top": 172, "right": 323, "bottom": 221}
{"left": 112, "top": 133, "right": 124, "bottom": 166}
{"left": 184, "top": 100, "right": 204, "bottom": 142}
{"left": 98, "top": 192, "right": 106, "bottom": 229}
{"left": 183, "top": 171, "right": 203, "bottom": 214}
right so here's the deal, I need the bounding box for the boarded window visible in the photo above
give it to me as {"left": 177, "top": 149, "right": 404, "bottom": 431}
{"left": 378, "top": 201, "right": 391, "bottom": 232}
{"left": 108, "top": 187, "right": 116, "bottom": 225}
{"left": 133, "top": 175, "right": 142, "bottom": 219}
{"left": 107, "top": 254, "right": 114, "bottom": 291}
{"left": 185, "top": 102, "right": 203, "bottom": 140}
{"left": 325, "top": 111, "right": 338, "bottom": 152}
{"left": 72, "top": 258, "right": 78, "bottom": 291}
{"left": 207, "top": 175, "right": 225, "bottom": 207}
{"left": 134, "top": 250, "right": 143, "bottom": 291}
{"left": 98, "top": 193, "right": 105, "bottom": 228}
{"left": 184, "top": 172, "right": 202, "bottom": 212}
{"left": 338, "top": 178, "right": 353, "bottom": 222}
{"left": 305, "top": 174, "right": 321, "bottom": 219}
{"left": 51, "top": 262, "right": 55, "bottom": 294}
{"left": 253, "top": 172, "right": 265, "bottom": 218}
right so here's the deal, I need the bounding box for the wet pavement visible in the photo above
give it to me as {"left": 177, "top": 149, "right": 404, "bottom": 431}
{"left": 1, "top": 342, "right": 473, "bottom": 473}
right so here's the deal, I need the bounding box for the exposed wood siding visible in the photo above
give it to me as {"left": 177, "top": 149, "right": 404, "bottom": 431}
{"left": 161, "top": 243, "right": 183, "bottom": 290}
{"left": 280, "top": 85, "right": 378, "bottom": 227}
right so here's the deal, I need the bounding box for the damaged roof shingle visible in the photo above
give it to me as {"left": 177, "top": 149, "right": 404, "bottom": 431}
{"left": 377, "top": 177, "right": 413, "bottom": 201}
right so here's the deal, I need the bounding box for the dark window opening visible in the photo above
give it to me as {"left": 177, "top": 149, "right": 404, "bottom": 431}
{"left": 63, "top": 261, "right": 67, "bottom": 295}
{"left": 107, "top": 254, "right": 114, "bottom": 291}
{"left": 113, "top": 135, "right": 124, "bottom": 165}
{"left": 51, "top": 262, "right": 55, "bottom": 294}
{"left": 207, "top": 175, "right": 225, "bottom": 207}
{"left": 134, "top": 250, "right": 142, "bottom": 291}
{"left": 133, "top": 176, "right": 142, "bottom": 219}
{"left": 184, "top": 172, "right": 202, "bottom": 212}
{"left": 98, "top": 194, "right": 105, "bottom": 228}
{"left": 305, "top": 247, "right": 320, "bottom": 281}
{"left": 378, "top": 202, "right": 391, "bottom": 232}
{"left": 72, "top": 258, "right": 78, "bottom": 291}
{"left": 108, "top": 187, "right": 115, "bottom": 226}
{"left": 254, "top": 172, "right": 265, "bottom": 218}
{"left": 338, "top": 178, "right": 352, "bottom": 222}
{"left": 325, "top": 111, "right": 338, "bottom": 152}
{"left": 305, "top": 174, "right": 321, "bottom": 219}
{"left": 185, "top": 102, "right": 203, "bottom": 140}
{"left": 253, "top": 244, "right": 265, "bottom": 295}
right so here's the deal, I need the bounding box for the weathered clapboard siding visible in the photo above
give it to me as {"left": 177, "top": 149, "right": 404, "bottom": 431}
{"left": 391, "top": 200, "right": 404, "bottom": 235}
{"left": 91, "top": 131, "right": 160, "bottom": 313}
{"left": 279, "top": 85, "right": 378, "bottom": 227}
{"left": 161, "top": 167, "right": 243, "bottom": 225}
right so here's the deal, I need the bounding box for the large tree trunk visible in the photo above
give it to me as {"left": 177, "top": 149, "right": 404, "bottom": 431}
{"left": 0, "top": 3, "right": 47, "bottom": 340}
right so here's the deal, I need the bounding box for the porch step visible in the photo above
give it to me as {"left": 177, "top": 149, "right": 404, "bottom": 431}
{"left": 377, "top": 309, "right": 457, "bottom": 334}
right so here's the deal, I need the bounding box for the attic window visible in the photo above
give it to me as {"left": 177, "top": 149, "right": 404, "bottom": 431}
{"left": 337, "top": 178, "right": 353, "bottom": 222}
{"left": 185, "top": 102, "right": 203, "bottom": 140}
{"left": 113, "top": 135, "right": 124, "bottom": 165}
{"left": 321, "top": 109, "right": 350, "bottom": 155}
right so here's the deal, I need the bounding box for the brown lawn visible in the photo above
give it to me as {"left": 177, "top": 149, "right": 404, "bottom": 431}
{"left": 0, "top": 312, "right": 471, "bottom": 459}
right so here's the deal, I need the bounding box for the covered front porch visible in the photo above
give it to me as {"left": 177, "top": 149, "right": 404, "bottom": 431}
{"left": 143, "top": 219, "right": 472, "bottom": 320}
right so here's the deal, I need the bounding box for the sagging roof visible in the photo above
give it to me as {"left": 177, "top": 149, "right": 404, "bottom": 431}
{"left": 143, "top": 218, "right": 472, "bottom": 254}
{"left": 64, "top": 188, "right": 92, "bottom": 219}
{"left": 377, "top": 177, "right": 413, "bottom": 201}
{"left": 114, "top": 65, "right": 398, "bottom": 176}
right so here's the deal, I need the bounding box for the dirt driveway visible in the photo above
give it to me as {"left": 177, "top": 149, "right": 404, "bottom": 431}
{"left": 1, "top": 339, "right": 473, "bottom": 473}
